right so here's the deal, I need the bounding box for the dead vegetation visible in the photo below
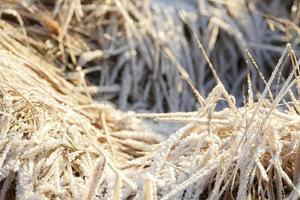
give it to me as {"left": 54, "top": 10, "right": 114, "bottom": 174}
{"left": 0, "top": 28, "right": 163, "bottom": 199}
{"left": 1, "top": 0, "right": 300, "bottom": 200}
{"left": 1, "top": 0, "right": 300, "bottom": 112}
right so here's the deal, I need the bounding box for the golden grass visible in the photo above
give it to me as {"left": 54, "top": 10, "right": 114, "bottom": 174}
{"left": 1, "top": 0, "right": 300, "bottom": 200}
{"left": 0, "top": 20, "right": 162, "bottom": 199}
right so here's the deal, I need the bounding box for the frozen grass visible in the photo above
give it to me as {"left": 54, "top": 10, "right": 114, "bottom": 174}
{"left": 0, "top": 21, "right": 163, "bottom": 199}
{"left": 1, "top": 0, "right": 300, "bottom": 200}
{"left": 1, "top": 32, "right": 300, "bottom": 199}
{"left": 1, "top": 0, "right": 300, "bottom": 112}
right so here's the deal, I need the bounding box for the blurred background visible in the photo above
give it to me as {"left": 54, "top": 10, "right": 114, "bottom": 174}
{"left": 1, "top": 0, "right": 300, "bottom": 112}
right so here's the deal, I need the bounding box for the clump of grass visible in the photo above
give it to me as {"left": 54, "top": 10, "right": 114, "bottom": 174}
{"left": 0, "top": 22, "right": 163, "bottom": 199}
{"left": 127, "top": 44, "right": 300, "bottom": 199}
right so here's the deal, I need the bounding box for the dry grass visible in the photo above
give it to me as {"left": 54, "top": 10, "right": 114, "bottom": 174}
{"left": 0, "top": 20, "right": 163, "bottom": 199}
{"left": 1, "top": 0, "right": 300, "bottom": 200}
{"left": 1, "top": 0, "right": 300, "bottom": 112}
